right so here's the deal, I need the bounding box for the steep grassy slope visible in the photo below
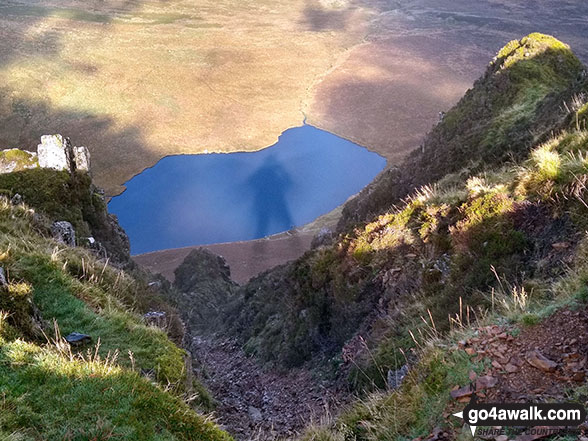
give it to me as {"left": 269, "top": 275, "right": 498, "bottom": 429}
{"left": 0, "top": 196, "right": 231, "bottom": 440}
{"left": 206, "top": 34, "right": 588, "bottom": 377}
{"left": 299, "top": 128, "right": 588, "bottom": 440}
{"left": 339, "top": 33, "right": 586, "bottom": 229}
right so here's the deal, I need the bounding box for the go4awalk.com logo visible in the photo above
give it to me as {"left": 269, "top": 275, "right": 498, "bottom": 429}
{"left": 452, "top": 395, "right": 586, "bottom": 437}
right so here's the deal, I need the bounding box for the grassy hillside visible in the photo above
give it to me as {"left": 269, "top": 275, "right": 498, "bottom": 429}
{"left": 0, "top": 194, "right": 231, "bottom": 440}
{"left": 338, "top": 33, "right": 586, "bottom": 229}
{"left": 299, "top": 125, "right": 588, "bottom": 440}
{"left": 0, "top": 168, "right": 131, "bottom": 264}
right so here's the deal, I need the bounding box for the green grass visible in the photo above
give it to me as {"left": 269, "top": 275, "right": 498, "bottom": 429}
{"left": 0, "top": 167, "right": 131, "bottom": 263}
{"left": 298, "top": 125, "right": 588, "bottom": 440}
{"left": 0, "top": 196, "right": 231, "bottom": 440}
{"left": 16, "top": 256, "right": 186, "bottom": 385}
{"left": 0, "top": 168, "right": 100, "bottom": 237}
{"left": 0, "top": 338, "right": 231, "bottom": 441}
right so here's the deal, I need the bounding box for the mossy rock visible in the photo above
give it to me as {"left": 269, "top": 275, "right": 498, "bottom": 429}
{"left": 0, "top": 148, "right": 38, "bottom": 173}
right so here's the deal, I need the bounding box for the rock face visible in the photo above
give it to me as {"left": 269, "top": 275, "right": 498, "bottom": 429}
{"left": 34, "top": 135, "right": 91, "bottom": 173}
{"left": 51, "top": 221, "right": 76, "bottom": 247}
{"left": 172, "top": 248, "right": 238, "bottom": 332}
{"left": 37, "top": 135, "right": 70, "bottom": 171}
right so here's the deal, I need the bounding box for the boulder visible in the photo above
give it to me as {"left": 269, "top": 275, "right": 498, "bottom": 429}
{"left": 37, "top": 135, "right": 70, "bottom": 171}
{"left": 51, "top": 221, "right": 76, "bottom": 246}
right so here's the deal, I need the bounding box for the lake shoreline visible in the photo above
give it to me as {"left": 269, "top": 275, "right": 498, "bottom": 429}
{"left": 133, "top": 203, "right": 343, "bottom": 284}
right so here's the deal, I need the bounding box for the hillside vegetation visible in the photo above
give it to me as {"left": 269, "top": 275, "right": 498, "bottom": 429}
{"left": 210, "top": 34, "right": 587, "bottom": 370}
{"left": 0, "top": 178, "right": 231, "bottom": 439}
{"left": 168, "top": 33, "right": 588, "bottom": 439}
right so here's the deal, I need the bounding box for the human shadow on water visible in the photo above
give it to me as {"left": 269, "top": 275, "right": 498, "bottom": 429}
{"left": 245, "top": 155, "right": 294, "bottom": 239}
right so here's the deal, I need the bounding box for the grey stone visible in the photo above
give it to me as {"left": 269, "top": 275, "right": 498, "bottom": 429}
{"left": 10, "top": 193, "right": 22, "bottom": 205}
{"left": 51, "top": 221, "right": 76, "bottom": 246}
{"left": 37, "top": 135, "right": 70, "bottom": 171}
{"left": 248, "top": 406, "right": 262, "bottom": 422}
{"left": 72, "top": 146, "right": 91, "bottom": 172}
{"left": 387, "top": 364, "right": 409, "bottom": 390}
{"left": 0, "top": 267, "right": 7, "bottom": 287}
{"left": 311, "top": 227, "right": 334, "bottom": 248}
{"left": 65, "top": 332, "right": 91, "bottom": 346}
{"left": 148, "top": 280, "right": 162, "bottom": 290}
{"left": 143, "top": 311, "right": 167, "bottom": 328}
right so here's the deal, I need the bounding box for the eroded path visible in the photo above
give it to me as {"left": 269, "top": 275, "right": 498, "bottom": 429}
{"left": 191, "top": 336, "right": 348, "bottom": 440}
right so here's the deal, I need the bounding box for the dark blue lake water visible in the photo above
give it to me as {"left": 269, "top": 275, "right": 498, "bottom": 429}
{"left": 108, "top": 125, "right": 386, "bottom": 254}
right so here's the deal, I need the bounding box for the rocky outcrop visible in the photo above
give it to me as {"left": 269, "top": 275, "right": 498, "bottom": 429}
{"left": 72, "top": 145, "right": 91, "bottom": 172}
{"left": 37, "top": 135, "right": 90, "bottom": 173}
{"left": 51, "top": 221, "right": 76, "bottom": 247}
{"left": 37, "top": 135, "right": 70, "bottom": 171}
{"left": 172, "top": 249, "right": 238, "bottom": 333}
{"left": 1, "top": 135, "right": 90, "bottom": 176}
{"left": 0, "top": 149, "right": 38, "bottom": 173}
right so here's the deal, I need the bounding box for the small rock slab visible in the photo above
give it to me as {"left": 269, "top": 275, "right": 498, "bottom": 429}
{"left": 65, "top": 332, "right": 91, "bottom": 346}
{"left": 526, "top": 349, "right": 557, "bottom": 372}
{"left": 450, "top": 384, "right": 473, "bottom": 400}
{"left": 476, "top": 375, "right": 498, "bottom": 390}
{"left": 248, "top": 406, "right": 262, "bottom": 422}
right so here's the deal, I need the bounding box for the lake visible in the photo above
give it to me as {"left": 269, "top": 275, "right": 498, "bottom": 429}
{"left": 108, "top": 124, "right": 386, "bottom": 254}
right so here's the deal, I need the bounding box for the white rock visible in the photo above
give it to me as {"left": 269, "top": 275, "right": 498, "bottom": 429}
{"left": 37, "top": 135, "right": 70, "bottom": 171}
{"left": 73, "top": 146, "right": 91, "bottom": 172}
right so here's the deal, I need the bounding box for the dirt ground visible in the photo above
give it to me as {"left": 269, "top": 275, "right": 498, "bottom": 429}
{"left": 190, "top": 336, "right": 348, "bottom": 440}
{"left": 443, "top": 307, "right": 588, "bottom": 440}
{"left": 134, "top": 230, "right": 314, "bottom": 284}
